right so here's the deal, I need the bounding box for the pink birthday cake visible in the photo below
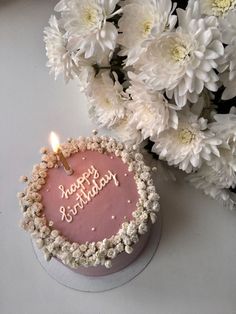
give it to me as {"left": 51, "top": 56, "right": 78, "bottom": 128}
{"left": 18, "top": 136, "right": 160, "bottom": 276}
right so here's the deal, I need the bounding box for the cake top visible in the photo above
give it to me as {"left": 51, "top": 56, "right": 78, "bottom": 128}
{"left": 40, "top": 150, "right": 140, "bottom": 244}
{"left": 18, "top": 136, "right": 160, "bottom": 269}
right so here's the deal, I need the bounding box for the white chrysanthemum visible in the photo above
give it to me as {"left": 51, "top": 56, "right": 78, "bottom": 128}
{"left": 190, "top": 89, "right": 217, "bottom": 122}
{"left": 125, "top": 74, "right": 178, "bottom": 139}
{"left": 135, "top": 1, "right": 224, "bottom": 107}
{"left": 76, "top": 65, "right": 96, "bottom": 92}
{"left": 54, "top": 0, "right": 69, "bottom": 12}
{"left": 86, "top": 71, "right": 127, "bottom": 128}
{"left": 218, "top": 11, "right": 236, "bottom": 99}
{"left": 44, "top": 15, "right": 81, "bottom": 82}
{"left": 200, "top": 0, "right": 236, "bottom": 17}
{"left": 189, "top": 108, "right": 236, "bottom": 208}
{"left": 209, "top": 107, "right": 236, "bottom": 153}
{"left": 219, "top": 9, "right": 236, "bottom": 43}
{"left": 188, "top": 156, "right": 236, "bottom": 209}
{"left": 152, "top": 109, "right": 222, "bottom": 173}
{"left": 214, "top": 148, "right": 236, "bottom": 187}
{"left": 59, "top": 0, "right": 120, "bottom": 61}
{"left": 217, "top": 10, "right": 236, "bottom": 99}
{"left": 188, "top": 123, "right": 236, "bottom": 208}
{"left": 113, "top": 114, "right": 143, "bottom": 146}
{"left": 77, "top": 55, "right": 111, "bottom": 91}
{"left": 118, "top": 0, "right": 177, "bottom": 66}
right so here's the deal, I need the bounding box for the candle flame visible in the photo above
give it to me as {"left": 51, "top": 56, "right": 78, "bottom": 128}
{"left": 50, "top": 131, "right": 60, "bottom": 153}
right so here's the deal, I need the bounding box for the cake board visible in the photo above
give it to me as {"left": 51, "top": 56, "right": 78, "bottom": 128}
{"left": 32, "top": 211, "right": 162, "bottom": 292}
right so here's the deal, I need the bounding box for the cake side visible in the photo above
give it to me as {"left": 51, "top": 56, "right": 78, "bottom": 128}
{"left": 18, "top": 136, "right": 160, "bottom": 270}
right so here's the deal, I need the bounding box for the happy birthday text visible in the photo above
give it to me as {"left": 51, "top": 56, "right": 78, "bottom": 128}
{"left": 58, "top": 165, "right": 119, "bottom": 223}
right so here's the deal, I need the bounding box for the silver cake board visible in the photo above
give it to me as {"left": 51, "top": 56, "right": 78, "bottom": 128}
{"left": 32, "top": 213, "right": 162, "bottom": 292}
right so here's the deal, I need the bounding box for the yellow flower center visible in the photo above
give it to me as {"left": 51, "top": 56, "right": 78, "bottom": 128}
{"left": 178, "top": 128, "right": 195, "bottom": 144}
{"left": 213, "top": 0, "right": 231, "bottom": 9}
{"left": 142, "top": 20, "right": 153, "bottom": 36}
{"left": 211, "top": 0, "right": 235, "bottom": 15}
{"left": 83, "top": 7, "right": 98, "bottom": 26}
{"left": 103, "top": 97, "right": 112, "bottom": 108}
{"left": 171, "top": 44, "right": 189, "bottom": 62}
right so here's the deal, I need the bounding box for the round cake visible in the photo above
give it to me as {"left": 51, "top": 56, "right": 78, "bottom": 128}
{"left": 18, "top": 136, "right": 160, "bottom": 276}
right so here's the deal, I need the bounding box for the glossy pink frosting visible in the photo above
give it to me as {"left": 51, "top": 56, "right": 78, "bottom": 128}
{"left": 40, "top": 150, "right": 139, "bottom": 243}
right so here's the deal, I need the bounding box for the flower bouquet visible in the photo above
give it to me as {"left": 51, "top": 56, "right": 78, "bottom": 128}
{"left": 44, "top": 0, "right": 236, "bottom": 209}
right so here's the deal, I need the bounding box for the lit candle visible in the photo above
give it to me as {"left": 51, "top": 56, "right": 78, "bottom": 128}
{"left": 50, "top": 131, "right": 73, "bottom": 176}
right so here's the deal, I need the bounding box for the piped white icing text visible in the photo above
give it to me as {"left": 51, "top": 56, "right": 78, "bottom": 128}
{"left": 58, "top": 165, "right": 119, "bottom": 223}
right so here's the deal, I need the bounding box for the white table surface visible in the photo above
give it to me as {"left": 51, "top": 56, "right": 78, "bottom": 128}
{"left": 1, "top": 1, "right": 236, "bottom": 314}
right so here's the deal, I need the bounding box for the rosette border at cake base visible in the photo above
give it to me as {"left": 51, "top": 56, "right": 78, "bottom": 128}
{"left": 32, "top": 211, "right": 162, "bottom": 292}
